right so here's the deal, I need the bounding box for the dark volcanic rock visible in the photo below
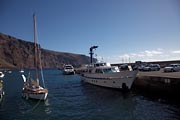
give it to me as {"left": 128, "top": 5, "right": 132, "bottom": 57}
{"left": 0, "top": 33, "right": 91, "bottom": 69}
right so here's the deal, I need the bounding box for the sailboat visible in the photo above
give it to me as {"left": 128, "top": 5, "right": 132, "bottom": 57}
{"left": 21, "top": 14, "right": 48, "bottom": 100}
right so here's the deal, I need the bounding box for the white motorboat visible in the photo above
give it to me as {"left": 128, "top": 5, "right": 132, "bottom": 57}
{"left": 0, "top": 72, "right": 4, "bottom": 78}
{"left": 81, "top": 46, "right": 137, "bottom": 90}
{"left": 81, "top": 62, "right": 137, "bottom": 90}
{"left": 63, "top": 64, "right": 75, "bottom": 75}
{"left": 21, "top": 14, "right": 48, "bottom": 100}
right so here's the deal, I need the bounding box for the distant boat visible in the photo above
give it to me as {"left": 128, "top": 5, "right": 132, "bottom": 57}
{"left": 21, "top": 14, "right": 48, "bottom": 100}
{"left": 0, "top": 72, "right": 4, "bottom": 78}
{"left": 19, "top": 65, "right": 24, "bottom": 73}
{"left": 19, "top": 69, "right": 24, "bottom": 73}
{"left": 63, "top": 64, "right": 75, "bottom": 75}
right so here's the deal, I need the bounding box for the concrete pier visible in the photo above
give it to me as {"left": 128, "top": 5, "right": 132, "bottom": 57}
{"left": 133, "top": 69, "right": 180, "bottom": 97}
{"left": 137, "top": 69, "right": 180, "bottom": 78}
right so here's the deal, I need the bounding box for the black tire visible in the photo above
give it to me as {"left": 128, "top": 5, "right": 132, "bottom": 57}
{"left": 122, "top": 83, "right": 129, "bottom": 92}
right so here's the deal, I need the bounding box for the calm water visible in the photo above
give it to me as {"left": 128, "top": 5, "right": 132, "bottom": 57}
{"left": 0, "top": 69, "right": 180, "bottom": 120}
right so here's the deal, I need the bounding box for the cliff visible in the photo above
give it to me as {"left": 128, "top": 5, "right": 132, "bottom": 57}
{"left": 0, "top": 33, "right": 91, "bottom": 69}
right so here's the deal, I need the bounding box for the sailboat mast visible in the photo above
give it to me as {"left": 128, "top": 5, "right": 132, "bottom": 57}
{"left": 33, "top": 14, "right": 39, "bottom": 83}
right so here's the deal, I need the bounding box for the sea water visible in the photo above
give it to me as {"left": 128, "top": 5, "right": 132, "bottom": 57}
{"left": 0, "top": 69, "right": 180, "bottom": 120}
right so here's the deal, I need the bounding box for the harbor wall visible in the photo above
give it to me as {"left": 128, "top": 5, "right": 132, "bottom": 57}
{"left": 133, "top": 71, "right": 180, "bottom": 98}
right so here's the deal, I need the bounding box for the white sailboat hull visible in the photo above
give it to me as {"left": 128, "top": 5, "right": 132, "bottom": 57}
{"left": 22, "top": 85, "right": 48, "bottom": 100}
{"left": 82, "top": 71, "right": 137, "bottom": 90}
{"left": 22, "top": 92, "right": 48, "bottom": 100}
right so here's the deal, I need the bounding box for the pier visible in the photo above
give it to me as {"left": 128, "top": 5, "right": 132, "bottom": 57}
{"left": 137, "top": 69, "right": 180, "bottom": 79}
{"left": 134, "top": 69, "right": 180, "bottom": 98}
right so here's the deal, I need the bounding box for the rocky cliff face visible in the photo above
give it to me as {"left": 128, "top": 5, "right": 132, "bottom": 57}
{"left": 0, "top": 33, "right": 91, "bottom": 69}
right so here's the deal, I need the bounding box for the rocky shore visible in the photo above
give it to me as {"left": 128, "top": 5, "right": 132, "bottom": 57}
{"left": 0, "top": 33, "right": 91, "bottom": 69}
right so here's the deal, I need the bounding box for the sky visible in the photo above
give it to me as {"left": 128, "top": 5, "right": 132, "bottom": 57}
{"left": 1, "top": 0, "right": 180, "bottom": 63}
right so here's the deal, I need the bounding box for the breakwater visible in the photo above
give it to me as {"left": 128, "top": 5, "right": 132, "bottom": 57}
{"left": 134, "top": 69, "right": 180, "bottom": 98}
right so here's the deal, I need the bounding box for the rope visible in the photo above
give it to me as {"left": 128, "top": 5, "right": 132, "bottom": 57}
{"left": 35, "top": 20, "right": 46, "bottom": 88}
{"left": 38, "top": 47, "right": 46, "bottom": 88}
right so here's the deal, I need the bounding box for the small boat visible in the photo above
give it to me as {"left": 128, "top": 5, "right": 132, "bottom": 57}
{"left": 0, "top": 72, "right": 4, "bottom": 78}
{"left": 19, "top": 65, "right": 25, "bottom": 73}
{"left": 21, "top": 14, "right": 48, "bottom": 100}
{"left": 63, "top": 64, "right": 75, "bottom": 75}
{"left": 0, "top": 80, "right": 4, "bottom": 103}
{"left": 19, "top": 69, "right": 24, "bottom": 73}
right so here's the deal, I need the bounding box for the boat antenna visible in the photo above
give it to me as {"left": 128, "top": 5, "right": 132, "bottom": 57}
{"left": 89, "top": 45, "right": 98, "bottom": 64}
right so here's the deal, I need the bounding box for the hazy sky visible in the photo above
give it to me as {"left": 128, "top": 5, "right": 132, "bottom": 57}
{"left": 1, "top": 0, "right": 180, "bottom": 63}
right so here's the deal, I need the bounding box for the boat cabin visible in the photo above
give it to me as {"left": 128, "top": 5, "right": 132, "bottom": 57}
{"left": 93, "top": 62, "right": 111, "bottom": 67}
{"left": 64, "top": 65, "right": 74, "bottom": 70}
{"left": 87, "top": 62, "right": 120, "bottom": 73}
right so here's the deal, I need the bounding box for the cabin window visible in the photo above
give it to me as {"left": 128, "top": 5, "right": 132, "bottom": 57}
{"left": 95, "top": 69, "right": 103, "bottom": 73}
{"left": 95, "top": 64, "right": 99, "bottom": 67}
{"left": 111, "top": 67, "right": 118, "bottom": 72}
{"left": 95, "top": 63, "right": 105, "bottom": 67}
{"left": 88, "top": 69, "right": 92, "bottom": 73}
{"left": 103, "top": 68, "right": 113, "bottom": 73}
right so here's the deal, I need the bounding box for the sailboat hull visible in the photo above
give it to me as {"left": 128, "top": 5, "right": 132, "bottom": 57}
{"left": 22, "top": 86, "right": 48, "bottom": 100}
{"left": 22, "top": 92, "right": 48, "bottom": 100}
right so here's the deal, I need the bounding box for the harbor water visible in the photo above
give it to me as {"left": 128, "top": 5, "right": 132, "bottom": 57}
{"left": 0, "top": 69, "right": 180, "bottom": 120}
